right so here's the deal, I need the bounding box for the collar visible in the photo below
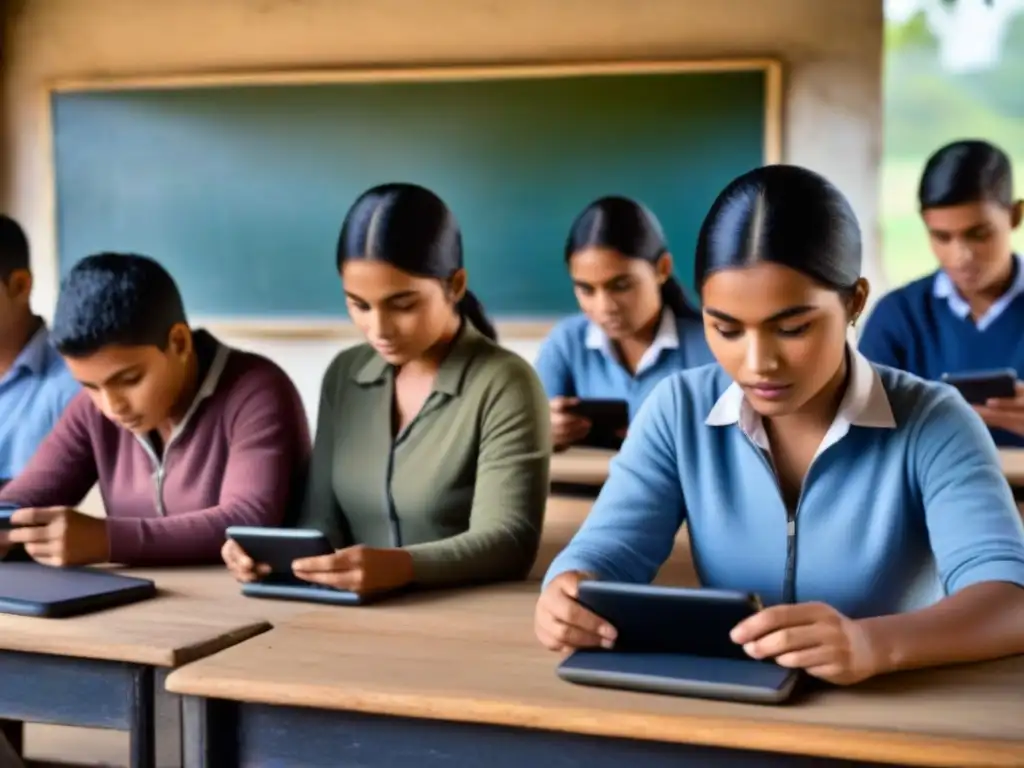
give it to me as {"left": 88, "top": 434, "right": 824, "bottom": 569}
{"left": 585, "top": 308, "right": 679, "bottom": 375}
{"left": 352, "top": 320, "right": 485, "bottom": 396}
{"left": 164, "top": 330, "right": 231, "bottom": 439}
{"left": 9, "top": 322, "right": 52, "bottom": 377}
{"left": 933, "top": 253, "right": 1024, "bottom": 331}
{"left": 705, "top": 345, "right": 897, "bottom": 455}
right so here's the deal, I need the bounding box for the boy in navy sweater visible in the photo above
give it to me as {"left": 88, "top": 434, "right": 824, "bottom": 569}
{"left": 860, "top": 140, "right": 1024, "bottom": 448}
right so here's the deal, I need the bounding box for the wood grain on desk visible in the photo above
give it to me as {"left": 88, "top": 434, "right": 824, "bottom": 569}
{"left": 0, "top": 495, "right": 601, "bottom": 669}
{"left": 549, "top": 447, "right": 614, "bottom": 485}
{"left": 0, "top": 567, "right": 285, "bottom": 667}
{"left": 556, "top": 448, "right": 1024, "bottom": 488}
{"left": 536, "top": 495, "right": 697, "bottom": 586}
{"left": 165, "top": 583, "right": 1024, "bottom": 767}
{"left": 1001, "top": 448, "right": 1024, "bottom": 486}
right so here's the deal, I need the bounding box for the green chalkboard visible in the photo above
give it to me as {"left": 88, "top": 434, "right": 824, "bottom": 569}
{"left": 52, "top": 69, "right": 769, "bottom": 318}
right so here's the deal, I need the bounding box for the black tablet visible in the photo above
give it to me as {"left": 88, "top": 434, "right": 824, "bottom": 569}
{"left": 567, "top": 399, "right": 629, "bottom": 450}
{"left": 0, "top": 501, "right": 21, "bottom": 530}
{"left": 226, "top": 526, "right": 373, "bottom": 606}
{"left": 940, "top": 368, "right": 1017, "bottom": 404}
{"left": 226, "top": 525, "right": 334, "bottom": 574}
{"left": 558, "top": 650, "right": 799, "bottom": 704}
{"left": 557, "top": 582, "right": 800, "bottom": 704}
{"left": 0, "top": 561, "right": 157, "bottom": 618}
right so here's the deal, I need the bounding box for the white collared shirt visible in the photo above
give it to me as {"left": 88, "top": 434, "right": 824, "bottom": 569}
{"left": 584, "top": 308, "right": 679, "bottom": 377}
{"left": 704, "top": 346, "right": 897, "bottom": 462}
{"left": 933, "top": 253, "right": 1024, "bottom": 332}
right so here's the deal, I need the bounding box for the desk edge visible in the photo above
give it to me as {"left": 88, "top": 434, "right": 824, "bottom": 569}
{"left": 160, "top": 676, "right": 1024, "bottom": 767}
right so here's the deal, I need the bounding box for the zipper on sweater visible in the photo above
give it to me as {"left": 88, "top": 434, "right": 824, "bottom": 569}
{"left": 742, "top": 435, "right": 815, "bottom": 605}
{"left": 136, "top": 430, "right": 187, "bottom": 517}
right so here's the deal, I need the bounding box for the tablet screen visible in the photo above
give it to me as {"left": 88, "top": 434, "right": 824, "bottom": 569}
{"left": 576, "top": 583, "right": 759, "bottom": 659}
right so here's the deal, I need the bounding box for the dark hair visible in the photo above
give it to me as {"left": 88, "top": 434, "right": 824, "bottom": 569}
{"left": 0, "top": 215, "right": 30, "bottom": 281}
{"left": 565, "top": 196, "right": 699, "bottom": 319}
{"left": 52, "top": 252, "right": 188, "bottom": 357}
{"left": 336, "top": 183, "right": 497, "bottom": 342}
{"left": 695, "top": 165, "right": 862, "bottom": 293}
{"left": 918, "top": 140, "right": 1015, "bottom": 210}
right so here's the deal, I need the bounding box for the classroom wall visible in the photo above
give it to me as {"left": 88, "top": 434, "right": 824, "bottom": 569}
{"left": 0, "top": 0, "right": 884, "bottom": 423}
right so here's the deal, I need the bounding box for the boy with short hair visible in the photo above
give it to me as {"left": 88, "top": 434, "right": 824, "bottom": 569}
{"left": 0, "top": 252, "right": 310, "bottom": 565}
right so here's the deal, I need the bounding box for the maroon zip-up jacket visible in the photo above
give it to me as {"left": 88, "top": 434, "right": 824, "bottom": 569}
{"left": 0, "top": 331, "right": 311, "bottom": 565}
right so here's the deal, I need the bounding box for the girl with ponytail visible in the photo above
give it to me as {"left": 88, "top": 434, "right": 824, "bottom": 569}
{"left": 223, "top": 183, "right": 551, "bottom": 595}
{"left": 535, "top": 196, "right": 713, "bottom": 450}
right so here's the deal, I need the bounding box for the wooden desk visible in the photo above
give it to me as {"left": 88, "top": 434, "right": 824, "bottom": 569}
{"left": 0, "top": 566, "right": 307, "bottom": 768}
{"left": 536, "top": 495, "right": 697, "bottom": 586}
{"left": 549, "top": 447, "right": 614, "bottom": 497}
{"left": 553, "top": 449, "right": 1024, "bottom": 489}
{"left": 165, "top": 585, "right": 1024, "bottom": 768}
{"left": 1000, "top": 449, "right": 1024, "bottom": 487}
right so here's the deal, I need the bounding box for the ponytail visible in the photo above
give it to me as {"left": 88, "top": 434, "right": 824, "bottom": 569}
{"left": 660, "top": 276, "right": 701, "bottom": 320}
{"left": 457, "top": 290, "right": 498, "bottom": 342}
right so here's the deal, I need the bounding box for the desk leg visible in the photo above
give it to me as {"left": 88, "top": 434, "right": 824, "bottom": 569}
{"left": 0, "top": 719, "right": 23, "bottom": 755}
{"left": 182, "top": 696, "right": 899, "bottom": 768}
{"left": 129, "top": 667, "right": 155, "bottom": 768}
{"left": 0, "top": 651, "right": 159, "bottom": 768}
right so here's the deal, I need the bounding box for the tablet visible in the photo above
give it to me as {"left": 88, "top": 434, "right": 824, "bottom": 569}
{"left": 557, "top": 582, "right": 800, "bottom": 704}
{"left": 226, "top": 526, "right": 375, "bottom": 606}
{"left": 575, "top": 582, "right": 762, "bottom": 658}
{"left": 0, "top": 502, "right": 18, "bottom": 530}
{"left": 226, "top": 525, "right": 334, "bottom": 574}
{"left": 558, "top": 650, "right": 800, "bottom": 704}
{"left": 0, "top": 562, "right": 157, "bottom": 618}
{"left": 940, "top": 368, "right": 1016, "bottom": 404}
{"left": 567, "top": 399, "right": 629, "bottom": 450}
{"left": 241, "top": 579, "right": 374, "bottom": 606}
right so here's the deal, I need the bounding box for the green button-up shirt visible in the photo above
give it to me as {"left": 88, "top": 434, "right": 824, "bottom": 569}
{"left": 299, "top": 323, "right": 552, "bottom": 586}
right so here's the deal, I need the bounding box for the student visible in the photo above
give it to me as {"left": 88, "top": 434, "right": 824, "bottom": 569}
{"left": 222, "top": 183, "right": 551, "bottom": 594}
{"left": 859, "top": 140, "right": 1024, "bottom": 448}
{"left": 534, "top": 197, "right": 713, "bottom": 450}
{"left": 0, "top": 215, "right": 79, "bottom": 483}
{"left": 536, "top": 165, "right": 1024, "bottom": 685}
{"left": 0, "top": 253, "right": 310, "bottom": 566}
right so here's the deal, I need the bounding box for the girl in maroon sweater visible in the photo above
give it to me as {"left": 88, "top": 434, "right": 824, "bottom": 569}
{"left": 0, "top": 253, "right": 310, "bottom": 566}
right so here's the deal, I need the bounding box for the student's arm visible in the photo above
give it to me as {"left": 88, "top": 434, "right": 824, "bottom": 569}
{"left": 543, "top": 378, "right": 686, "bottom": 588}
{"left": 105, "top": 369, "right": 311, "bottom": 566}
{"left": 860, "top": 393, "right": 1024, "bottom": 674}
{"left": 296, "top": 360, "right": 351, "bottom": 547}
{"left": 857, "top": 294, "right": 909, "bottom": 369}
{"left": 533, "top": 328, "right": 576, "bottom": 399}
{"left": 0, "top": 393, "right": 98, "bottom": 508}
{"left": 403, "top": 359, "right": 551, "bottom": 586}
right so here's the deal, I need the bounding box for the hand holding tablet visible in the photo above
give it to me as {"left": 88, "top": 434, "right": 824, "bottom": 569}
{"left": 224, "top": 527, "right": 409, "bottom": 607}
{"left": 538, "top": 576, "right": 802, "bottom": 704}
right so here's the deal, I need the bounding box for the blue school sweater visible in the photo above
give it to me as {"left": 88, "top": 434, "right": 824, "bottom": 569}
{"left": 544, "top": 353, "right": 1024, "bottom": 619}
{"left": 534, "top": 310, "right": 714, "bottom": 420}
{"left": 858, "top": 264, "right": 1024, "bottom": 448}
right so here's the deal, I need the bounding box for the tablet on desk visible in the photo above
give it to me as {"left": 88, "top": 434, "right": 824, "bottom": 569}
{"left": 0, "top": 562, "right": 157, "bottom": 618}
{"left": 226, "top": 526, "right": 377, "bottom": 607}
{"left": 557, "top": 582, "right": 800, "bottom": 704}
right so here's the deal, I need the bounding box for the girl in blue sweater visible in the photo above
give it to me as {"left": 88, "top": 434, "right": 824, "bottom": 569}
{"left": 859, "top": 140, "right": 1024, "bottom": 447}
{"left": 536, "top": 165, "right": 1024, "bottom": 686}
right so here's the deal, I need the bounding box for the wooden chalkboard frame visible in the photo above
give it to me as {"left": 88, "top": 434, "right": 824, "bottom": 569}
{"left": 44, "top": 58, "right": 783, "bottom": 340}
